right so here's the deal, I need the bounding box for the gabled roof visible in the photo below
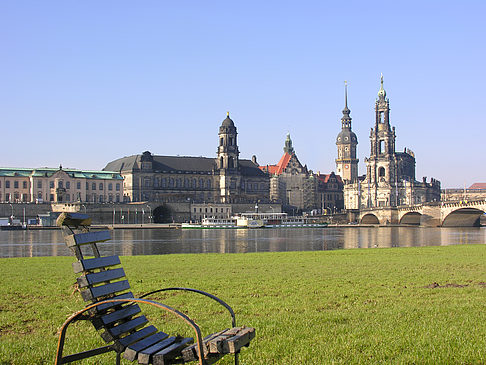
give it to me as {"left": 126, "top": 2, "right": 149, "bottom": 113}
{"left": 469, "top": 183, "right": 486, "bottom": 189}
{"left": 316, "top": 172, "right": 343, "bottom": 185}
{"left": 259, "top": 152, "right": 292, "bottom": 175}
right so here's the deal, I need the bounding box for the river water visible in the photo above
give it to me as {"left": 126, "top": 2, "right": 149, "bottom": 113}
{"left": 1, "top": 226, "right": 485, "bottom": 258}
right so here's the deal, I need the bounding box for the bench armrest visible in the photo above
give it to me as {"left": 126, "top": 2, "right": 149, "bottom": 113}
{"left": 140, "top": 287, "right": 236, "bottom": 327}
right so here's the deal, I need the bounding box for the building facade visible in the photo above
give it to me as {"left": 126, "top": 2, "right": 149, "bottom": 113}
{"left": 343, "top": 76, "right": 441, "bottom": 209}
{"left": 0, "top": 166, "right": 123, "bottom": 203}
{"left": 104, "top": 113, "right": 270, "bottom": 205}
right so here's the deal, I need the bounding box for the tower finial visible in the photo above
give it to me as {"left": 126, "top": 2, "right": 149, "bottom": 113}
{"left": 344, "top": 80, "right": 348, "bottom": 109}
{"left": 378, "top": 73, "right": 386, "bottom": 99}
{"left": 226, "top": 111, "right": 229, "bottom": 117}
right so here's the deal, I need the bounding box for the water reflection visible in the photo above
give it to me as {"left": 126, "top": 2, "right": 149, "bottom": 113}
{"left": 0, "top": 227, "right": 485, "bottom": 258}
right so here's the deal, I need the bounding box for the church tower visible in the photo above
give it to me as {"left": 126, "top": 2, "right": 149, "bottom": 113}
{"left": 366, "top": 74, "right": 397, "bottom": 187}
{"left": 335, "top": 81, "right": 358, "bottom": 182}
{"left": 217, "top": 112, "right": 240, "bottom": 202}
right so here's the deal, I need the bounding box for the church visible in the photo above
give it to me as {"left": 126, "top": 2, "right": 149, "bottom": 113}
{"left": 337, "top": 76, "right": 441, "bottom": 209}
{"left": 103, "top": 113, "right": 270, "bottom": 204}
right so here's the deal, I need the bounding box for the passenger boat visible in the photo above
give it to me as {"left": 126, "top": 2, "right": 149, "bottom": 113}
{"left": 181, "top": 217, "right": 238, "bottom": 229}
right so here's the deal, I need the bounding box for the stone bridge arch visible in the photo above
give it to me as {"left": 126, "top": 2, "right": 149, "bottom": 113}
{"left": 361, "top": 213, "right": 380, "bottom": 225}
{"left": 442, "top": 207, "right": 485, "bottom": 227}
{"left": 399, "top": 212, "right": 422, "bottom": 225}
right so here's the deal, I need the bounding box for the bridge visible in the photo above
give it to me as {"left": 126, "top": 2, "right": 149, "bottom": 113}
{"left": 359, "top": 200, "right": 486, "bottom": 227}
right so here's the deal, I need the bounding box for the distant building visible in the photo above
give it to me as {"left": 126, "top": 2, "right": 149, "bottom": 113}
{"left": 442, "top": 183, "right": 486, "bottom": 202}
{"left": 0, "top": 166, "right": 122, "bottom": 203}
{"left": 104, "top": 113, "right": 270, "bottom": 204}
{"left": 260, "top": 134, "right": 343, "bottom": 212}
{"left": 342, "top": 75, "right": 441, "bottom": 209}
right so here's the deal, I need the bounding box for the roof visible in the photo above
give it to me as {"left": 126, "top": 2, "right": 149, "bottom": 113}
{"left": 469, "top": 183, "right": 486, "bottom": 189}
{"left": 316, "top": 173, "right": 343, "bottom": 185}
{"left": 0, "top": 167, "right": 122, "bottom": 180}
{"left": 104, "top": 154, "right": 267, "bottom": 177}
{"left": 259, "top": 152, "right": 292, "bottom": 175}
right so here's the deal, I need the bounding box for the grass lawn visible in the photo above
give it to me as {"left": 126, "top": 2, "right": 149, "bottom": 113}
{"left": 1, "top": 245, "right": 486, "bottom": 364}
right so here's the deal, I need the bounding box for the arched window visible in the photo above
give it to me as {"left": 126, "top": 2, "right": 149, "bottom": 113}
{"left": 220, "top": 157, "right": 224, "bottom": 168}
{"left": 229, "top": 157, "right": 234, "bottom": 168}
{"left": 379, "top": 167, "right": 385, "bottom": 179}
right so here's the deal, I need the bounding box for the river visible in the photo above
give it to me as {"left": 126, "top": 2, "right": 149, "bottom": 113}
{"left": 1, "top": 226, "right": 485, "bottom": 258}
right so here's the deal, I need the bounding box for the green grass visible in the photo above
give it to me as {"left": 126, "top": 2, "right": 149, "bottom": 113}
{"left": 1, "top": 245, "right": 486, "bottom": 364}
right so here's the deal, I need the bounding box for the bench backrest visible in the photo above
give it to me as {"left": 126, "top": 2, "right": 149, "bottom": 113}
{"left": 57, "top": 212, "right": 150, "bottom": 350}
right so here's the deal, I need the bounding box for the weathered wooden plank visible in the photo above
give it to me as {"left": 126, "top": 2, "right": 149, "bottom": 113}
{"left": 152, "top": 337, "right": 193, "bottom": 365}
{"left": 138, "top": 336, "right": 177, "bottom": 365}
{"left": 72, "top": 255, "right": 120, "bottom": 273}
{"left": 123, "top": 331, "right": 169, "bottom": 361}
{"left": 117, "top": 325, "right": 158, "bottom": 347}
{"left": 224, "top": 327, "right": 256, "bottom": 353}
{"left": 65, "top": 231, "right": 111, "bottom": 247}
{"left": 81, "top": 280, "right": 130, "bottom": 301}
{"left": 182, "top": 329, "right": 229, "bottom": 362}
{"left": 77, "top": 268, "right": 126, "bottom": 288}
{"left": 208, "top": 327, "right": 242, "bottom": 354}
{"left": 56, "top": 212, "right": 92, "bottom": 227}
{"left": 106, "top": 315, "right": 148, "bottom": 340}
{"left": 101, "top": 304, "right": 141, "bottom": 325}
{"left": 95, "top": 292, "right": 134, "bottom": 313}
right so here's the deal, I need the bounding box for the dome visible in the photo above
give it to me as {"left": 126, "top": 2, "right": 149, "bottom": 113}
{"left": 221, "top": 112, "right": 235, "bottom": 127}
{"left": 336, "top": 129, "right": 357, "bottom": 144}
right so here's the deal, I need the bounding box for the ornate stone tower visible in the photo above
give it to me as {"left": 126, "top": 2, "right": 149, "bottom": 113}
{"left": 335, "top": 81, "right": 358, "bottom": 182}
{"left": 217, "top": 112, "right": 240, "bottom": 202}
{"left": 283, "top": 133, "right": 295, "bottom": 154}
{"left": 366, "top": 74, "right": 397, "bottom": 187}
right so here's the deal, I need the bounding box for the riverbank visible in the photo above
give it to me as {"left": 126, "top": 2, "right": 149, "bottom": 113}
{"left": 1, "top": 245, "right": 486, "bottom": 364}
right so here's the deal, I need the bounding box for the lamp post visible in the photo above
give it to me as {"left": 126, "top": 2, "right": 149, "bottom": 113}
{"left": 146, "top": 204, "right": 152, "bottom": 224}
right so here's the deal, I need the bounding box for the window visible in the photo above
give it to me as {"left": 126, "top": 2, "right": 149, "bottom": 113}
{"left": 379, "top": 140, "right": 384, "bottom": 154}
{"left": 108, "top": 194, "right": 113, "bottom": 202}
{"left": 66, "top": 182, "right": 70, "bottom": 189}
{"left": 144, "top": 179, "right": 150, "bottom": 187}
{"left": 92, "top": 183, "right": 96, "bottom": 190}
{"left": 99, "top": 195, "right": 103, "bottom": 203}
{"left": 58, "top": 181, "right": 63, "bottom": 189}
{"left": 23, "top": 181, "right": 27, "bottom": 189}
{"left": 184, "top": 178, "right": 189, "bottom": 188}
{"left": 220, "top": 137, "right": 223, "bottom": 146}
{"left": 99, "top": 183, "right": 103, "bottom": 190}
{"left": 199, "top": 179, "right": 204, "bottom": 188}
{"left": 116, "top": 183, "right": 120, "bottom": 191}
{"left": 207, "top": 179, "right": 211, "bottom": 189}
{"left": 86, "top": 182, "right": 89, "bottom": 190}
{"left": 6, "top": 193, "right": 10, "bottom": 201}
{"left": 50, "top": 181, "right": 54, "bottom": 188}
{"left": 14, "top": 181, "right": 19, "bottom": 189}
{"left": 37, "top": 192, "right": 42, "bottom": 199}
{"left": 77, "top": 182, "right": 81, "bottom": 189}
{"left": 5, "top": 180, "right": 10, "bottom": 188}
{"left": 162, "top": 179, "right": 167, "bottom": 188}
{"left": 65, "top": 194, "right": 70, "bottom": 202}
{"left": 116, "top": 194, "right": 120, "bottom": 202}
{"left": 50, "top": 194, "right": 54, "bottom": 202}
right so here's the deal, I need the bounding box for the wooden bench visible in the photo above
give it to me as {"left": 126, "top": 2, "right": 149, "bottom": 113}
{"left": 55, "top": 212, "right": 255, "bottom": 365}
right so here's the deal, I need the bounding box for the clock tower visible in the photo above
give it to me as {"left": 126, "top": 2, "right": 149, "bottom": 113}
{"left": 335, "top": 81, "right": 359, "bottom": 182}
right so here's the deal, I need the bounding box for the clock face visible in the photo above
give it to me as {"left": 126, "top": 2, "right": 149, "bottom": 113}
{"left": 345, "top": 164, "right": 349, "bottom": 169}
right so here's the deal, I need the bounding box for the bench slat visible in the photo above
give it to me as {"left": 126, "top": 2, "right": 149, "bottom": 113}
{"left": 77, "top": 268, "right": 126, "bottom": 288}
{"left": 182, "top": 330, "right": 227, "bottom": 362}
{"left": 123, "top": 331, "right": 169, "bottom": 361}
{"left": 118, "top": 325, "right": 157, "bottom": 347}
{"left": 138, "top": 336, "right": 177, "bottom": 365}
{"left": 95, "top": 292, "right": 134, "bottom": 313}
{"left": 57, "top": 212, "right": 91, "bottom": 227}
{"left": 101, "top": 304, "right": 141, "bottom": 325}
{"left": 73, "top": 255, "right": 121, "bottom": 273}
{"left": 106, "top": 315, "right": 148, "bottom": 340}
{"left": 66, "top": 231, "right": 111, "bottom": 247}
{"left": 152, "top": 337, "right": 194, "bottom": 365}
{"left": 224, "top": 327, "right": 256, "bottom": 353}
{"left": 81, "top": 280, "right": 130, "bottom": 301}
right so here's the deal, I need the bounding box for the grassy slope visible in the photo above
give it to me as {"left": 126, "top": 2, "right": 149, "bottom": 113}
{"left": 1, "top": 245, "right": 486, "bottom": 364}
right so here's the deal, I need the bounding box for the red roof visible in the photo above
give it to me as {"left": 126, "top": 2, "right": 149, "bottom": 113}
{"left": 259, "top": 152, "right": 292, "bottom": 175}
{"left": 469, "top": 183, "right": 486, "bottom": 189}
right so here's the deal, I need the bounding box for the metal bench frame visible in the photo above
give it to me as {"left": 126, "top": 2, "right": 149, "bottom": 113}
{"left": 55, "top": 212, "right": 252, "bottom": 365}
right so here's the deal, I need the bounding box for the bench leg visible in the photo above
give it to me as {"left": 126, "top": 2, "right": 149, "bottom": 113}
{"left": 116, "top": 352, "right": 121, "bottom": 365}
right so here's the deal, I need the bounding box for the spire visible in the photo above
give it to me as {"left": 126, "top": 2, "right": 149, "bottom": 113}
{"left": 341, "top": 81, "right": 352, "bottom": 129}
{"left": 283, "top": 133, "right": 294, "bottom": 154}
{"left": 377, "top": 73, "right": 386, "bottom": 99}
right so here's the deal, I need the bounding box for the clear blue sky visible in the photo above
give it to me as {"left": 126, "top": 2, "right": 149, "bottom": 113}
{"left": 1, "top": 1, "right": 484, "bottom": 188}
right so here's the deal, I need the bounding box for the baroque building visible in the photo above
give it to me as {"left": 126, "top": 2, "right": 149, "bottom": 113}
{"left": 104, "top": 113, "right": 270, "bottom": 204}
{"left": 342, "top": 75, "right": 441, "bottom": 209}
{"left": 0, "top": 166, "right": 122, "bottom": 203}
{"left": 260, "top": 134, "right": 344, "bottom": 212}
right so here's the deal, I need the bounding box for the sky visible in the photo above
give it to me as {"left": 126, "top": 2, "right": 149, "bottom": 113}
{"left": 1, "top": 1, "right": 484, "bottom": 188}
